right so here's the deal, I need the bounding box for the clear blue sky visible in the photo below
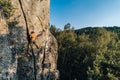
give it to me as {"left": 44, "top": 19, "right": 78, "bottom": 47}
{"left": 50, "top": 0, "right": 120, "bottom": 29}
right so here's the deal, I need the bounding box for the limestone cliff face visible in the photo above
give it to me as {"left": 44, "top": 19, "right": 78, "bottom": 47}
{"left": 0, "top": 0, "right": 59, "bottom": 80}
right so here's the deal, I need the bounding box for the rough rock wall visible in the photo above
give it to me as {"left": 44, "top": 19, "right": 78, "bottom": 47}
{"left": 0, "top": 0, "right": 59, "bottom": 80}
{"left": 0, "top": 10, "right": 19, "bottom": 80}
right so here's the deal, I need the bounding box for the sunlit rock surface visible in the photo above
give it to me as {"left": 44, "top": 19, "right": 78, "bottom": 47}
{"left": 0, "top": 0, "right": 59, "bottom": 80}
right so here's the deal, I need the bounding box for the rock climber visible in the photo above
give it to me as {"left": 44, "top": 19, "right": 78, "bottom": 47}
{"left": 30, "top": 31, "right": 39, "bottom": 49}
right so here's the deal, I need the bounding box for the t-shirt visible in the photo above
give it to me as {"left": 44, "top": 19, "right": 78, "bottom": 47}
{"left": 30, "top": 33, "right": 37, "bottom": 41}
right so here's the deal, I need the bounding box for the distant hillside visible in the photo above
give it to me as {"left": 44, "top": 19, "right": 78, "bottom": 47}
{"left": 75, "top": 26, "right": 120, "bottom": 34}
{"left": 105, "top": 27, "right": 120, "bottom": 35}
{"left": 75, "top": 26, "right": 120, "bottom": 38}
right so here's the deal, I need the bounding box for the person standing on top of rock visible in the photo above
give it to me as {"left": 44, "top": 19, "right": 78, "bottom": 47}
{"left": 30, "top": 31, "right": 39, "bottom": 49}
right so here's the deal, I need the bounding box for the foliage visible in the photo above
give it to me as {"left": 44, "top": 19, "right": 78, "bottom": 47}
{"left": 50, "top": 24, "right": 120, "bottom": 80}
{"left": 0, "top": 0, "right": 13, "bottom": 18}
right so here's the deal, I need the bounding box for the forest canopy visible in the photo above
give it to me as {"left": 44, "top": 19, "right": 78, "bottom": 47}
{"left": 50, "top": 24, "right": 120, "bottom": 80}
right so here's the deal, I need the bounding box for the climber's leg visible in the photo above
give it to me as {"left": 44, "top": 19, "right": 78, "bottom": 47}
{"left": 27, "top": 44, "right": 29, "bottom": 53}
{"left": 33, "top": 41, "right": 39, "bottom": 49}
{"left": 26, "top": 44, "right": 32, "bottom": 56}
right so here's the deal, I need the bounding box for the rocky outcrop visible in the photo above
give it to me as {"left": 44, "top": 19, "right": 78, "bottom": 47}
{"left": 0, "top": 0, "right": 59, "bottom": 80}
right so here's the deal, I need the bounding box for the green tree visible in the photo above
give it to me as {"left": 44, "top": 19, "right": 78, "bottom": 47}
{"left": 85, "top": 28, "right": 119, "bottom": 80}
{"left": 64, "top": 23, "right": 71, "bottom": 30}
{"left": 50, "top": 25, "right": 120, "bottom": 80}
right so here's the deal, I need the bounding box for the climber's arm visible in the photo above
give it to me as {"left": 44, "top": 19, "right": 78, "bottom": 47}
{"left": 37, "top": 30, "right": 44, "bottom": 37}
